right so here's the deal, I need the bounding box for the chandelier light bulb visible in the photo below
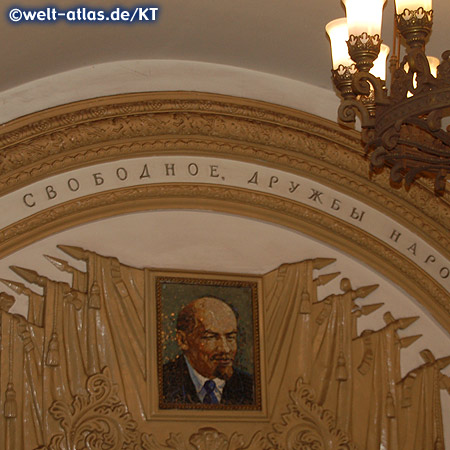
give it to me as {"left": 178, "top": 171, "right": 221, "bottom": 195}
{"left": 370, "top": 44, "right": 390, "bottom": 80}
{"left": 343, "top": 0, "right": 387, "bottom": 37}
{"left": 427, "top": 56, "right": 440, "bottom": 77}
{"left": 329, "top": 0, "right": 448, "bottom": 194}
{"left": 395, "top": 0, "right": 432, "bottom": 14}
{"left": 405, "top": 55, "right": 440, "bottom": 96}
{"left": 404, "top": 56, "right": 440, "bottom": 76}
{"left": 325, "top": 18, "right": 353, "bottom": 69}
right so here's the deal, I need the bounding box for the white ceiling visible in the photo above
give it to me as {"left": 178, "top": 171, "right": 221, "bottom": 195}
{"left": 1, "top": 0, "right": 448, "bottom": 94}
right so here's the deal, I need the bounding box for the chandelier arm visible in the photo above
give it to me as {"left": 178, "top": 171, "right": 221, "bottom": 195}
{"left": 434, "top": 172, "right": 446, "bottom": 195}
{"left": 438, "top": 50, "right": 450, "bottom": 82}
{"left": 375, "top": 85, "right": 450, "bottom": 134}
{"left": 404, "top": 166, "right": 447, "bottom": 194}
{"left": 338, "top": 99, "right": 375, "bottom": 129}
{"left": 369, "top": 146, "right": 387, "bottom": 169}
{"left": 389, "top": 137, "right": 450, "bottom": 160}
{"left": 427, "top": 110, "right": 443, "bottom": 133}
{"left": 352, "top": 72, "right": 390, "bottom": 105}
{"left": 380, "top": 126, "right": 401, "bottom": 150}
{"left": 390, "top": 161, "right": 410, "bottom": 184}
{"left": 403, "top": 163, "right": 450, "bottom": 172}
{"left": 402, "top": 119, "right": 450, "bottom": 148}
{"left": 388, "top": 147, "right": 450, "bottom": 164}
{"left": 369, "top": 134, "right": 450, "bottom": 191}
{"left": 427, "top": 131, "right": 450, "bottom": 150}
{"left": 404, "top": 48, "right": 439, "bottom": 95}
{"left": 388, "top": 158, "right": 448, "bottom": 195}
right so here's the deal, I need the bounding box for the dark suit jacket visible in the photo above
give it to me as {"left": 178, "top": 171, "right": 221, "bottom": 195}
{"left": 162, "top": 355, "right": 254, "bottom": 406}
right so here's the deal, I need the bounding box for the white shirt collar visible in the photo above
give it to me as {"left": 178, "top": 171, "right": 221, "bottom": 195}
{"left": 184, "top": 356, "right": 226, "bottom": 402}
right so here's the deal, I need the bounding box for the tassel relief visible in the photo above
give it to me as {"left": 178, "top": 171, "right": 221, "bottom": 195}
{"left": 46, "top": 332, "right": 60, "bottom": 366}
{"left": 3, "top": 383, "right": 17, "bottom": 419}
{"left": 299, "top": 290, "right": 311, "bottom": 314}
{"left": 336, "top": 351, "right": 348, "bottom": 381}
{"left": 386, "top": 391, "right": 396, "bottom": 418}
{"left": 89, "top": 280, "right": 101, "bottom": 309}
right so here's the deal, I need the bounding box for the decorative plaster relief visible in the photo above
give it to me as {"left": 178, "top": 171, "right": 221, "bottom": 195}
{"left": 0, "top": 95, "right": 447, "bottom": 449}
{"left": 0, "top": 249, "right": 448, "bottom": 449}
{"left": 0, "top": 156, "right": 447, "bottom": 294}
{"left": 0, "top": 94, "right": 447, "bottom": 333}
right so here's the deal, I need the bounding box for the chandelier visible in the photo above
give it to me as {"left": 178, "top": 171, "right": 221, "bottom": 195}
{"left": 326, "top": 0, "right": 450, "bottom": 195}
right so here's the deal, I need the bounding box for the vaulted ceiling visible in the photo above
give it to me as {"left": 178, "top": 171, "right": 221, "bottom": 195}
{"left": 2, "top": 0, "right": 449, "bottom": 94}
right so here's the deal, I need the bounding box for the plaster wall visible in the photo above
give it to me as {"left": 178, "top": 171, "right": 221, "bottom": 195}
{"left": 0, "top": 62, "right": 448, "bottom": 445}
{"left": 2, "top": 210, "right": 449, "bottom": 444}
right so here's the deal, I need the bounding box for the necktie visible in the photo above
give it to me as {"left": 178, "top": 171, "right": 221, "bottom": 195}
{"left": 203, "top": 380, "right": 219, "bottom": 404}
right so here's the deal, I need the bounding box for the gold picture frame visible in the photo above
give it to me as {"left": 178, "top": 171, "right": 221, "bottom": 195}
{"left": 145, "top": 269, "right": 265, "bottom": 418}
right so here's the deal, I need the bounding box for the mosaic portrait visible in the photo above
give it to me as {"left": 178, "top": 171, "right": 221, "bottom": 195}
{"left": 156, "top": 275, "right": 261, "bottom": 410}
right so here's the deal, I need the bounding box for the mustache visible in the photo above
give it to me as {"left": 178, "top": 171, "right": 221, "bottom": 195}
{"left": 210, "top": 353, "right": 234, "bottom": 361}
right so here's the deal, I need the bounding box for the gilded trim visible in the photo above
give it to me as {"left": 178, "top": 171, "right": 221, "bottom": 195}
{"left": 0, "top": 93, "right": 447, "bottom": 256}
{"left": 0, "top": 92, "right": 448, "bottom": 331}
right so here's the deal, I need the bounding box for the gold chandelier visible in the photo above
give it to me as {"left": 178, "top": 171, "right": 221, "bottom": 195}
{"left": 326, "top": 0, "right": 450, "bottom": 194}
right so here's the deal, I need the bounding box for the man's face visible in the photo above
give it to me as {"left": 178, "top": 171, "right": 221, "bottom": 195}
{"left": 177, "top": 299, "right": 238, "bottom": 380}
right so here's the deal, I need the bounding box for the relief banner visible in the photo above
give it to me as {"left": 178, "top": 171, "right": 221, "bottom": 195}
{"left": 0, "top": 246, "right": 448, "bottom": 450}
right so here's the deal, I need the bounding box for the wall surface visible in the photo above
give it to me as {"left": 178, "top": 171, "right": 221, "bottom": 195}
{"left": 0, "top": 81, "right": 448, "bottom": 448}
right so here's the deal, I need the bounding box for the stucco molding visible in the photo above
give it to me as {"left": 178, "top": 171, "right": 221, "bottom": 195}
{"left": 0, "top": 92, "right": 448, "bottom": 330}
{"left": 0, "top": 93, "right": 447, "bottom": 257}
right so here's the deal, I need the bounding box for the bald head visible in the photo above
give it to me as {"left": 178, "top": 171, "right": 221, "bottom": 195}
{"left": 177, "top": 297, "right": 236, "bottom": 333}
{"left": 176, "top": 297, "right": 238, "bottom": 380}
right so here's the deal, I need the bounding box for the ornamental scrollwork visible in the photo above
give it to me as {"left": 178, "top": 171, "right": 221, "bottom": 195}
{"left": 35, "top": 367, "right": 271, "bottom": 450}
{"left": 0, "top": 249, "right": 445, "bottom": 449}
{"left": 142, "top": 428, "right": 270, "bottom": 450}
{"left": 39, "top": 367, "right": 140, "bottom": 450}
{"left": 268, "top": 379, "right": 358, "bottom": 450}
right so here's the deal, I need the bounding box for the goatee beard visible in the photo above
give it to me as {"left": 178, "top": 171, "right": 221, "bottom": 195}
{"left": 214, "top": 365, "right": 234, "bottom": 381}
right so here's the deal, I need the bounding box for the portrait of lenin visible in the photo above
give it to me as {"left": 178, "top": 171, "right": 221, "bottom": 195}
{"left": 162, "top": 296, "right": 255, "bottom": 406}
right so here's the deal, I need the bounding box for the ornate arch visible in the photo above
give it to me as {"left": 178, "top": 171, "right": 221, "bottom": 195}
{"left": 0, "top": 92, "right": 448, "bottom": 330}
{"left": 0, "top": 92, "right": 449, "bottom": 450}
